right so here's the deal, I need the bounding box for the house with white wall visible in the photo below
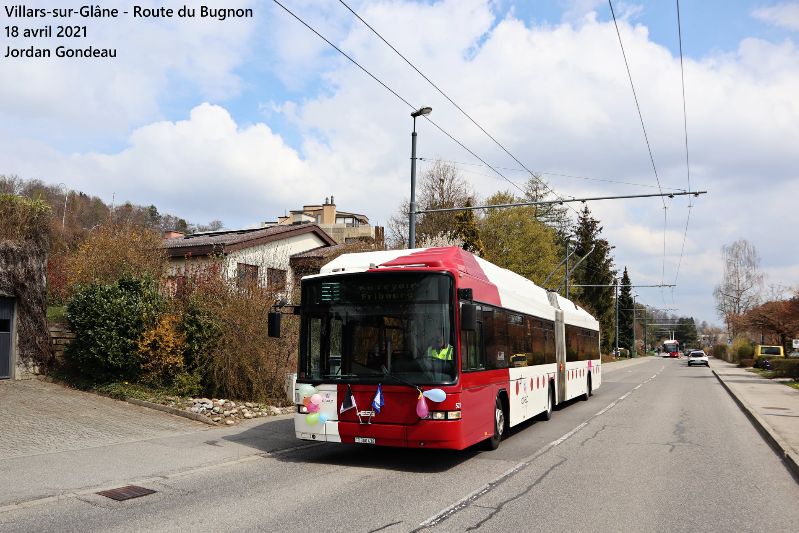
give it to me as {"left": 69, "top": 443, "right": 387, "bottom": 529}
{"left": 163, "top": 223, "right": 337, "bottom": 295}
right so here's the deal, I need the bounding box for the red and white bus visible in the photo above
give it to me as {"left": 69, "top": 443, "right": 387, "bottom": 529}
{"left": 283, "top": 247, "right": 601, "bottom": 450}
{"left": 663, "top": 340, "right": 680, "bottom": 357}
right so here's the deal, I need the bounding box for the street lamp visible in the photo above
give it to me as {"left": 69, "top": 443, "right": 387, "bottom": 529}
{"left": 408, "top": 106, "right": 432, "bottom": 249}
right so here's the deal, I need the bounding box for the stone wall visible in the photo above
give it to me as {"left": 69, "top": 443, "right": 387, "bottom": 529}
{"left": 48, "top": 323, "right": 74, "bottom": 365}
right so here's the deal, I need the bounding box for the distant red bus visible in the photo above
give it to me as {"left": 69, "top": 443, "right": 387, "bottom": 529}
{"left": 663, "top": 340, "right": 680, "bottom": 357}
{"left": 283, "top": 247, "right": 601, "bottom": 451}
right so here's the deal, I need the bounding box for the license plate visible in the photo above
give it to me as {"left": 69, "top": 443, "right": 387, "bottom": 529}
{"left": 354, "top": 437, "right": 375, "bottom": 444}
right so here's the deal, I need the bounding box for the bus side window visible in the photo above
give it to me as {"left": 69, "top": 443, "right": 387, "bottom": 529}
{"left": 461, "top": 322, "right": 484, "bottom": 371}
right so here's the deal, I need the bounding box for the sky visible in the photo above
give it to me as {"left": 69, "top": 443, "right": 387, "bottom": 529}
{"left": 2, "top": 0, "right": 798, "bottom": 327}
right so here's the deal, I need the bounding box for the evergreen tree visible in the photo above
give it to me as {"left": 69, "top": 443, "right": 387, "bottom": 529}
{"left": 571, "top": 205, "right": 616, "bottom": 353}
{"left": 617, "top": 267, "right": 634, "bottom": 350}
{"left": 676, "top": 317, "right": 698, "bottom": 347}
{"left": 453, "top": 200, "right": 486, "bottom": 256}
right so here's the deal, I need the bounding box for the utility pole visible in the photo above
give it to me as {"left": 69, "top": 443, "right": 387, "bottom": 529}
{"left": 614, "top": 279, "right": 619, "bottom": 357}
{"left": 563, "top": 239, "right": 570, "bottom": 298}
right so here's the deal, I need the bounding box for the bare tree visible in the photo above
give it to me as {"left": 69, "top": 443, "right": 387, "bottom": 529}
{"left": 387, "top": 160, "right": 474, "bottom": 249}
{"left": 713, "top": 239, "right": 764, "bottom": 335}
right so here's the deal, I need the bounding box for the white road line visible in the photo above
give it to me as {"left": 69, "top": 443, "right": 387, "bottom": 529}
{"left": 418, "top": 363, "right": 665, "bottom": 529}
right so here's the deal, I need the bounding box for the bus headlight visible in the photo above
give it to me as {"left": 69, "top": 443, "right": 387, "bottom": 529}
{"left": 298, "top": 405, "right": 309, "bottom": 414}
{"left": 429, "top": 411, "right": 461, "bottom": 420}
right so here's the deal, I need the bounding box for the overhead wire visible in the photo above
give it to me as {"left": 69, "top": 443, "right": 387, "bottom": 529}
{"left": 607, "top": 0, "right": 669, "bottom": 296}
{"left": 672, "top": 0, "right": 694, "bottom": 293}
{"left": 419, "top": 157, "right": 688, "bottom": 191}
{"left": 336, "top": 0, "right": 581, "bottom": 216}
{"left": 271, "top": 0, "right": 529, "bottom": 202}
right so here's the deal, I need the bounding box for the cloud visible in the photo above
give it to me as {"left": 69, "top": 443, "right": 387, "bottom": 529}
{"left": 752, "top": 2, "right": 799, "bottom": 31}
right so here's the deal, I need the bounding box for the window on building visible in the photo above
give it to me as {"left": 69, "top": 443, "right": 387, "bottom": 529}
{"left": 267, "top": 267, "right": 287, "bottom": 293}
{"left": 237, "top": 263, "right": 259, "bottom": 288}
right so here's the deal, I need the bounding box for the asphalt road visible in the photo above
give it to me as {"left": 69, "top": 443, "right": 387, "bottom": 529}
{"left": 2, "top": 357, "right": 798, "bottom": 532}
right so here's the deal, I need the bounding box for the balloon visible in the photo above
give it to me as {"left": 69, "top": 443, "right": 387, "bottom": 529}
{"left": 307, "top": 402, "right": 320, "bottom": 413}
{"left": 310, "top": 393, "right": 322, "bottom": 405}
{"left": 303, "top": 396, "right": 312, "bottom": 407}
{"left": 298, "top": 384, "right": 317, "bottom": 398}
{"left": 422, "top": 389, "right": 446, "bottom": 403}
{"left": 416, "top": 394, "right": 429, "bottom": 418}
{"left": 305, "top": 412, "right": 319, "bottom": 425}
{"left": 318, "top": 413, "right": 329, "bottom": 424}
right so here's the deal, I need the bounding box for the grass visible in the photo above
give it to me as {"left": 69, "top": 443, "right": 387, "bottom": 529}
{"left": 46, "top": 305, "right": 67, "bottom": 323}
{"left": 746, "top": 368, "right": 799, "bottom": 390}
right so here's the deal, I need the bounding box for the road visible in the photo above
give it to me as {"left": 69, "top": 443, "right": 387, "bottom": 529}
{"left": 2, "top": 357, "right": 798, "bottom": 532}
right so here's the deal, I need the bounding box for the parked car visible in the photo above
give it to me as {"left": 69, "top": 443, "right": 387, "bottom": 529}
{"left": 687, "top": 350, "right": 709, "bottom": 367}
{"left": 754, "top": 345, "right": 784, "bottom": 357}
{"left": 788, "top": 351, "right": 799, "bottom": 358}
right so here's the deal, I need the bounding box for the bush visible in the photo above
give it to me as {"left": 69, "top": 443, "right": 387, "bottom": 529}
{"left": 65, "top": 277, "right": 162, "bottom": 382}
{"left": 65, "top": 223, "right": 166, "bottom": 297}
{"left": 712, "top": 344, "right": 727, "bottom": 359}
{"left": 771, "top": 359, "right": 799, "bottom": 379}
{"left": 172, "top": 371, "right": 203, "bottom": 397}
{"left": 138, "top": 314, "right": 186, "bottom": 387}
{"left": 738, "top": 358, "right": 754, "bottom": 368}
{"left": 731, "top": 337, "right": 753, "bottom": 363}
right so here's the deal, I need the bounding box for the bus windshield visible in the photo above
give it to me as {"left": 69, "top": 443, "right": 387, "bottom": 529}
{"left": 299, "top": 272, "right": 456, "bottom": 385}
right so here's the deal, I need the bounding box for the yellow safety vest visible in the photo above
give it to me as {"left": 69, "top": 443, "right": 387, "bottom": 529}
{"left": 428, "top": 345, "right": 453, "bottom": 361}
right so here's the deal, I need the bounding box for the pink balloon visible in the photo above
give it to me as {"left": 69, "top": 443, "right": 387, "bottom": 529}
{"left": 307, "top": 402, "right": 320, "bottom": 413}
{"left": 416, "top": 395, "right": 429, "bottom": 418}
{"left": 310, "top": 393, "right": 322, "bottom": 405}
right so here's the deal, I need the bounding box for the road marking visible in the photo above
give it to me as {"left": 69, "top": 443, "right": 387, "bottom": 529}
{"left": 417, "top": 363, "right": 665, "bottom": 529}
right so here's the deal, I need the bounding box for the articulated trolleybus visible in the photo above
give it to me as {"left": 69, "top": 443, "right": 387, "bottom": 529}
{"left": 280, "top": 247, "right": 601, "bottom": 450}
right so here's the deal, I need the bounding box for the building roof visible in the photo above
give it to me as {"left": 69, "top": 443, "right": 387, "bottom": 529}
{"left": 162, "top": 223, "right": 337, "bottom": 258}
{"left": 290, "top": 243, "right": 350, "bottom": 259}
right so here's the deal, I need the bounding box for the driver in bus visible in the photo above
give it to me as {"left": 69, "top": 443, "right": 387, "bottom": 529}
{"left": 427, "top": 333, "right": 453, "bottom": 361}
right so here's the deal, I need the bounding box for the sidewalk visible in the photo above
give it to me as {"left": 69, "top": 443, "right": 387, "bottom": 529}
{"left": 711, "top": 359, "right": 799, "bottom": 479}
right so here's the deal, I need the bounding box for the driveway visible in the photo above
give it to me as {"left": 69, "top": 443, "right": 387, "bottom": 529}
{"left": 0, "top": 379, "right": 203, "bottom": 459}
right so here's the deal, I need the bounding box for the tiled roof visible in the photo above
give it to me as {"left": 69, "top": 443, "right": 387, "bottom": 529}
{"left": 163, "top": 223, "right": 337, "bottom": 258}
{"left": 290, "top": 243, "right": 350, "bottom": 259}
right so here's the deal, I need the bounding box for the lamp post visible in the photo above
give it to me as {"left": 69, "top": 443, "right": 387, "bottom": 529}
{"left": 408, "top": 106, "right": 432, "bottom": 249}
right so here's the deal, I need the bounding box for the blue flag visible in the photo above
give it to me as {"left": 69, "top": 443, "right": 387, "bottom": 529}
{"left": 372, "top": 383, "right": 384, "bottom": 413}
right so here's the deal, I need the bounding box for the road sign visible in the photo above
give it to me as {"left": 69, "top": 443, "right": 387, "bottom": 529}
{"left": 793, "top": 339, "right": 799, "bottom": 349}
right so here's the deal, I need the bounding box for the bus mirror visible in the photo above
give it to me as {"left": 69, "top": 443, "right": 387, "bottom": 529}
{"left": 268, "top": 311, "right": 282, "bottom": 338}
{"left": 461, "top": 303, "right": 477, "bottom": 331}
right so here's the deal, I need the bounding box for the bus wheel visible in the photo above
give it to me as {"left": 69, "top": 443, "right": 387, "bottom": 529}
{"left": 539, "top": 386, "right": 553, "bottom": 421}
{"left": 484, "top": 396, "right": 504, "bottom": 450}
{"left": 581, "top": 375, "right": 592, "bottom": 401}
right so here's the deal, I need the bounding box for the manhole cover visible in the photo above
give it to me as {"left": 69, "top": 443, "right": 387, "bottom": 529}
{"left": 97, "top": 485, "right": 156, "bottom": 501}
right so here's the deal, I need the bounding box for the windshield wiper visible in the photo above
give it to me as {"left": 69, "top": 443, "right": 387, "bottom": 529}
{"left": 380, "top": 365, "right": 421, "bottom": 393}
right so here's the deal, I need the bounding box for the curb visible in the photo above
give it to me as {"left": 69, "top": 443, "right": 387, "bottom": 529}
{"left": 126, "top": 398, "right": 218, "bottom": 426}
{"left": 712, "top": 369, "right": 799, "bottom": 481}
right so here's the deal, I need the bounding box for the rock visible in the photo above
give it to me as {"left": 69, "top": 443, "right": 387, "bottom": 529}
{"left": 225, "top": 420, "right": 235, "bottom": 425}
{"left": 257, "top": 412, "right": 267, "bottom": 417}
{"left": 212, "top": 406, "right": 221, "bottom": 414}
{"left": 190, "top": 406, "right": 200, "bottom": 413}
{"left": 228, "top": 402, "right": 236, "bottom": 408}
{"left": 243, "top": 413, "right": 254, "bottom": 419}
{"left": 269, "top": 406, "right": 282, "bottom": 416}
{"left": 223, "top": 410, "right": 231, "bottom": 417}
{"left": 212, "top": 416, "right": 222, "bottom": 422}
{"left": 230, "top": 409, "right": 239, "bottom": 415}
{"left": 244, "top": 402, "right": 254, "bottom": 408}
